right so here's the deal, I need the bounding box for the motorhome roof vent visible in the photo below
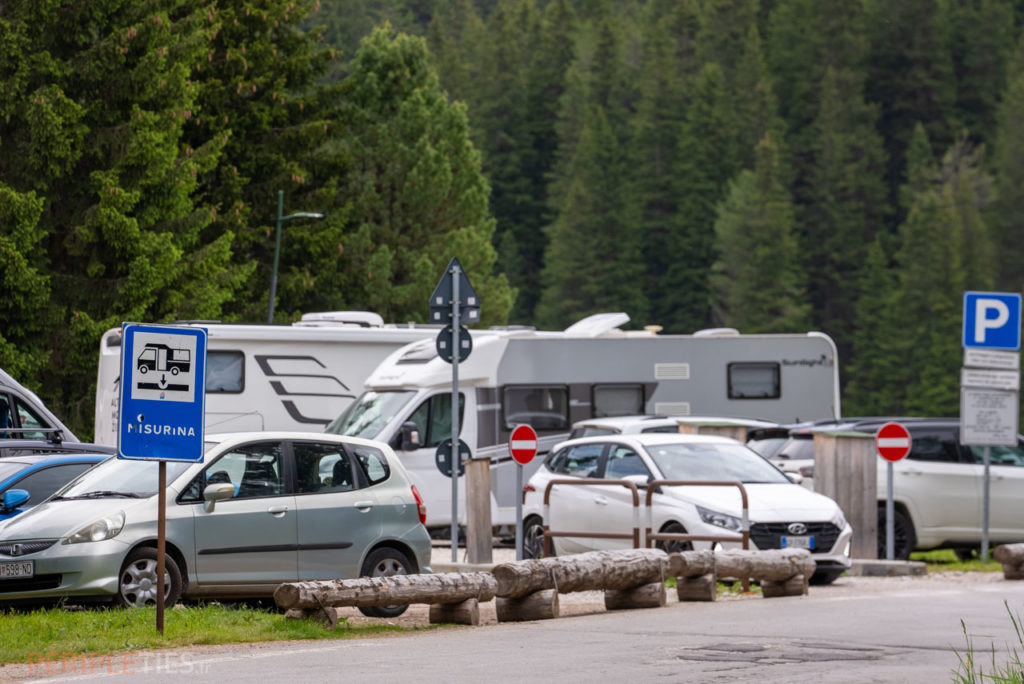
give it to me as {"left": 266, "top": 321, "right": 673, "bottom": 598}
{"left": 563, "top": 312, "right": 630, "bottom": 337}
{"left": 693, "top": 327, "right": 740, "bottom": 337}
{"left": 397, "top": 338, "right": 438, "bottom": 364}
{"left": 296, "top": 311, "right": 385, "bottom": 328}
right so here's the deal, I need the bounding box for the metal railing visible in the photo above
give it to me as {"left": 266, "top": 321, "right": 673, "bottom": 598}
{"left": 643, "top": 480, "right": 749, "bottom": 551}
{"left": 542, "top": 478, "right": 641, "bottom": 557}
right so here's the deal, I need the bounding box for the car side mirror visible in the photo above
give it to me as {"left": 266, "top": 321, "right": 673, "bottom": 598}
{"left": 1, "top": 488, "right": 30, "bottom": 513}
{"left": 622, "top": 474, "right": 650, "bottom": 490}
{"left": 400, "top": 421, "right": 422, "bottom": 451}
{"left": 785, "top": 472, "right": 804, "bottom": 485}
{"left": 202, "top": 483, "right": 236, "bottom": 513}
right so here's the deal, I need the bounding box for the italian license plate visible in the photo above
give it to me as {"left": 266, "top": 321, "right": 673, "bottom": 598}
{"left": 0, "top": 560, "right": 34, "bottom": 579}
{"left": 781, "top": 535, "right": 815, "bottom": 550}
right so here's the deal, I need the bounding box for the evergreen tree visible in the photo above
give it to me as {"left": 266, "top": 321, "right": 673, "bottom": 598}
{"left": 0, "top": 0, "right": 249, "bottom": 433}
{"left": 711, "top": 134, "right": 809, "bottom": 333}
{"left": 335, "top": 26, "right": 513, "bottom": 325}
{"left": 988, "top": 32, "right": 1024, "bottom": 291}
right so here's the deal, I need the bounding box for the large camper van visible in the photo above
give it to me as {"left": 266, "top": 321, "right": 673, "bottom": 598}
{"left": 93, "top": 312, "right": 437, "bottom": 446}
{"left": 324, "top": 313, "right": 841, "bottom": 531}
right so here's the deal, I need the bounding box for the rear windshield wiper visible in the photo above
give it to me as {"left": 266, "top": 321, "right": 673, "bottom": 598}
{"left": 54, "top": 491, "right": 143, "bottom": 500}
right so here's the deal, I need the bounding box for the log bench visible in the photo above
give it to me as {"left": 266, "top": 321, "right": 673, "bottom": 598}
{"left": 994, "top": 543, "right": 1024, "bottom": 580}
{"left": 669, "top": 548, "right": 817, "bottom": 600}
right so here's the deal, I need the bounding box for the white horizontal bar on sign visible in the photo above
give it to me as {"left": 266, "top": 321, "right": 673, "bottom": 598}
{"left": 511, "top": 439, "right": 537, "bottom": 450}
{"left": 964, "top": 348, "right": 1020, "bottom": 371}
{"left": 960, "top": 368, "right": 1021, "bottom": 391}
{"left": 877, "top": 437, "right": 911, "bottom": 448}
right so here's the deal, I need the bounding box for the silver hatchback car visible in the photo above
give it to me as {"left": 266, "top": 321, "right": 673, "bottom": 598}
{"left": 0, "top": 432, "right": 432, "bottom": 616}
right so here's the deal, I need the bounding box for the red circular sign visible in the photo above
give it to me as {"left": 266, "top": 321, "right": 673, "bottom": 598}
{"left": 509, "top": 424, "right": 539, "bottom": 466}
{"left": 876, "top": 422, "right": 912, "bottom": 462}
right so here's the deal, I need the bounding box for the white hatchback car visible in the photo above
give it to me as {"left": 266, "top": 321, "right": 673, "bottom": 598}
{"left": 522, "top": 433, "right": 852, "bottom": 584}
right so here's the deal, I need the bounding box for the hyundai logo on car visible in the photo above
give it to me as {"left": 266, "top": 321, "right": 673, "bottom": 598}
{"left": 787, "top": 522, "right": 808, "bottom": 536}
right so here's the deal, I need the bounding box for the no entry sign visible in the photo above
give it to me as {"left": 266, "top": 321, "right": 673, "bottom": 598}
{"left": 509, "top": 424, "right": 539, "bottom": 466}
{"left": 876, "top": 422, "right": 912, "bottom": 462}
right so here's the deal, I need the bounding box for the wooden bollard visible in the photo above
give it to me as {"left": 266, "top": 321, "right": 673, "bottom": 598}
{"left": 429, "top": 598, "right": 481, "bottom": 626}
{"left": 676, "top": 572, "right": 717, "bottom": 602}
{"left": 994, "top": 543, "right": 1024, "bottom": 580}
{"left": 284, "top": 606, "right": 340, "bottom": 630}
{"left": 761, "top": 574, "right": 809, "bottom": 598}
{"left": 495, "top": 589, "right": 560, "bottom": 622}
{"left": 604, "top": 581, "right": 666, "bottom": 610}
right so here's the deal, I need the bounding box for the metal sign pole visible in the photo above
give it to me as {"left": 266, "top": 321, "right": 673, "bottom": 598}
{"left": 982, "top": 445, "right": 991, "bottom": 561}
{"left": 156, "top": 461, "right": 166, "bottom": 634}
{"left": 886, "top": 461, "right": 894, "bottom": 561}
{"left": 450, "top": 265, "right": 460, "bottom": 564}
{"left": 515, "top": 464, "right": 523, "bottom": 561}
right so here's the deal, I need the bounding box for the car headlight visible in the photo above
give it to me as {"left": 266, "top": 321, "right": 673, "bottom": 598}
{"left": 63, "top": 511, "right": 125, "bottom": 544}
{"left": 697, "top": 505, "right": 742, "bottom": 532}
{"left": 831, "top": 508, "right": 847, "bottom": 530}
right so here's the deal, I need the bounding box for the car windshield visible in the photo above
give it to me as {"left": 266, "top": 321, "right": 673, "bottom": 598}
{"left": 747, "top": 436, "right": 789, "bottom": 459}
{"left": 773, "top": 437, "right": 815, "bottom": 461}
{"left": 644, "top": 442, "right": 790, "bottom": 484}
{"left": 325, "top": 390, "right": 416, "bottom": 439}
{"left": 52, "top": 458, "right": 191, "bottom": 499}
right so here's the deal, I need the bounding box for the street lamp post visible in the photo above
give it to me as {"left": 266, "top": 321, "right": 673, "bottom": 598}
{"left": 267, "top": 190, "right": 324, "bottom": 323}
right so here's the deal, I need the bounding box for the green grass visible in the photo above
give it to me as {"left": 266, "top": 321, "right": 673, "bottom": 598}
{"left": 0, "top": 604, "right": 437, "bottom": 666}
{"left": 911, "top": 549, "right": 1003, "bottom": 574}
{"left": 953, "top": 601, "right": 1024, "bottom": 683}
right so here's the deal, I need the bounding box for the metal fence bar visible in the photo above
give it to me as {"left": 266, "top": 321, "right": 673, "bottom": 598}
{"left": 542, "top": 479, "right": 641, "bottom": 557}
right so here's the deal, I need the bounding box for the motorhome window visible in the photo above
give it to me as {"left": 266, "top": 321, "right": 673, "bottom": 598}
{"left": 504, "top": 386, "right": 569, "bottom": 431}
{"left": 13, "top": 397, "right": 47, "bottom": 440}
{"left": 207, "top": 351, "right": 244, "bottom": 393}
{"left": 326, "top": 390, "right": 416, "bottom": 439}
{"left": 407, "top": 394, "right": 465, "bottom": 448}
{"left": 593, "top": 385, "right": 644, "bottom": 417}
{"left": 727, "top": 363, "right": 781, "bottom": 399}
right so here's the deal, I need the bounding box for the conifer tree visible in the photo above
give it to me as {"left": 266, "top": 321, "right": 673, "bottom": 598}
{"left": 336, "top": 27, "right": 513, "bottom": 325}
{"left": 989, "top": 32, "right": 1024, "bottom": 291}
{"left": 711, "top": 134, "right": 809, "bottom": 333}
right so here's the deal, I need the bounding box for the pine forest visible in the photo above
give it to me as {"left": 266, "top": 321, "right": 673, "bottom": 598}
{"left": 1, "top": 0, "right": 1023, "bottom": 438}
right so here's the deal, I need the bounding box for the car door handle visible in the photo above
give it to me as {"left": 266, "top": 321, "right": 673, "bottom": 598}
{"left": 594, "top": 496, "right": 609, "bottom": 506}
{"left": 354, "top": 500, "right": 374, "bottom": 510}
{"left": 267, "top": 505, "right": 289, "bottom": 516}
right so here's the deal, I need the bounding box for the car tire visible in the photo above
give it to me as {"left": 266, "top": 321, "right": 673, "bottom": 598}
{"left": 357, "top": 548, "right": 413, "bottom": 618}
{"left": 809, "top": 568, "right": 844, "bottom": 585}
{"left": 116, "top": 547, "right": 182, "bottom": 608}
{"left": 656, "top": 522, "right": 693, "bottom": 554}
{"left": 877, "top": 507, "right": 916, "bottom": 561}
{"left": 522, "top": 516, "right": 546, "bottom": 559}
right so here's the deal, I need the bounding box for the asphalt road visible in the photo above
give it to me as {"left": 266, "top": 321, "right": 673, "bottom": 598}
{"left": 12, "top": 572, "right": 1024, "bottom": 684}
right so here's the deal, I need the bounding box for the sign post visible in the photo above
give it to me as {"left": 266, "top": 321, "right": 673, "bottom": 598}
{"left": 875, "top": 422, "right": 911, "bottom": 561}
{"left": 961, "top": 292, "right": 1021, "bottom": 561}
{"left": 509, "top": 424, "right": 538, "bottom": 560}
{"left": 118, "top": 324, "right": 207, "bottom": 634}
{"left": 429, "top": 258, "right": 481, "bottom": 563}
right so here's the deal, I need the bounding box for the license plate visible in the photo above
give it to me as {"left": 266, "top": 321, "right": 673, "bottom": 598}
{"left": 781, "top": 535, "right": 815, "bottom": 550}
{"left": 0, "top": 560, "right": 33, "bottom": 579}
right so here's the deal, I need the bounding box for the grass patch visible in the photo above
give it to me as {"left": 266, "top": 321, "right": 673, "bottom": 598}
{"left": 0, "top": 604, "right": 436, "bottom": 666}
{"left": 953, "top": 600, "right": 1024, "bottom": 683}
{"left": 911, "top": 549, "right": 1003, "bottom": 574}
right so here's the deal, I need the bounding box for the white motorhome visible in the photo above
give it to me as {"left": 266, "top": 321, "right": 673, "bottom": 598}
{"left": 93, "top": 312, "right": 437, "bottom": 446}
{"left": 324, "top": 313, "right": 841, "bottom": 531}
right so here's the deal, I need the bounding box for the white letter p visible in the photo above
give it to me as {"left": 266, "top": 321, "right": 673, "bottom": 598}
{"left": 974, "top": 299, "right": 1010, "bottom": 343}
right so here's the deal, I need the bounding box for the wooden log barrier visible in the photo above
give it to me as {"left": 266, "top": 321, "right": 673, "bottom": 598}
{"left": 667, "top": 550, "right": 716, "bottom": 578}
{"left": 274, "top": 572, "right": 498, "bottom": 611}
{"left": 429, "top": 598, "right": 481, "bottom": 626}
{"left": 492, "top": 549, "right": 669, "bottom": 599}
{"left": 676, "top": 572, "right": 717, "bottom": 602}
{"left": 604, "top": 581, "right": 666, "bottom": 610}
{"left": 761, "top": 574, "right": 808, "bottom": 598}
{"left": 994, "top": 543, "right": 1024, "bottom": 580}
{"left": 495, "top": 589, "right": 560, "bottom": 622}
{"left": 715, "top": 548, "right": 815, "bottom": 583}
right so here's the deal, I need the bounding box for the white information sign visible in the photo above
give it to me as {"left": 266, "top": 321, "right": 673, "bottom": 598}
{"left": 961, "top": 368, "right": 1021, "bottom": 391}
{"left": 964, "top": 348, "right": 1021, "bottom": 371}
{"left": 960, "top": 388, "right": 1019, "bottom": 446}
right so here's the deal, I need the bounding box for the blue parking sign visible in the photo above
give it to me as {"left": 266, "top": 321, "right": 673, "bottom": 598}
{"left": 118, "top": 324, "right": 207, "bottom": 462}
{"left": 963, "top": 292, "right": 1022, "bottom": 351}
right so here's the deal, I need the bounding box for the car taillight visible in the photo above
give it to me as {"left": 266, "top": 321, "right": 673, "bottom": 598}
{"left": 799, "top": 465, "right": 815, "bottom": 478}
{"left": 411, "top": 485, "right": 427, "bottom": 525}
{"left": 522, "top": 483, "right": 535, "bottom": 505}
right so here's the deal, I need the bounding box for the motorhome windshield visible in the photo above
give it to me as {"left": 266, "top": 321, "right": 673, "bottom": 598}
{"left": 325, "top": 390, "right": 416, "bottom": 439}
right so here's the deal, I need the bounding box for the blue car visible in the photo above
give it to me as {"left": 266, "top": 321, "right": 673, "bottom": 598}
{"left": 0, "top": 453, "right": 110, "bottom": 520}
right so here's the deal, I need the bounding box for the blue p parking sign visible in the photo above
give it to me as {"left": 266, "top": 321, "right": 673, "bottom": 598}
{"left": 118, "top": 324, "right": 207, "bottom": 462}
{"left": 963, "top": 292, "right": 1022, "bottom": 351}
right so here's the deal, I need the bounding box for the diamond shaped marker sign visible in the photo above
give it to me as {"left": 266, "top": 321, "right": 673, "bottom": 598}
{"left": 429, "top": 257, "right": 480, "bottom": 324}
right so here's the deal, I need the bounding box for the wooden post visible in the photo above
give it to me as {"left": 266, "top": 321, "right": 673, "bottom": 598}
{"left": 761, "top": 574, "right": 808, "bottom": 598}
{"left": 813, "top": 431, "right": 876, "bottom": 559}
{"left": 604, "top": 582, "right": 666, "bottom": 610}
{"left": 495, "top": 589, "right": 560, "bottom": 622}
{"left": 465, "top": 458, "right": 492, "bottom": 564}
{"left": 429, "top": 598, "right": 481, "bottom": 625}
{"left": 676, "top": 573, "right": 717, "bottom": 602}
